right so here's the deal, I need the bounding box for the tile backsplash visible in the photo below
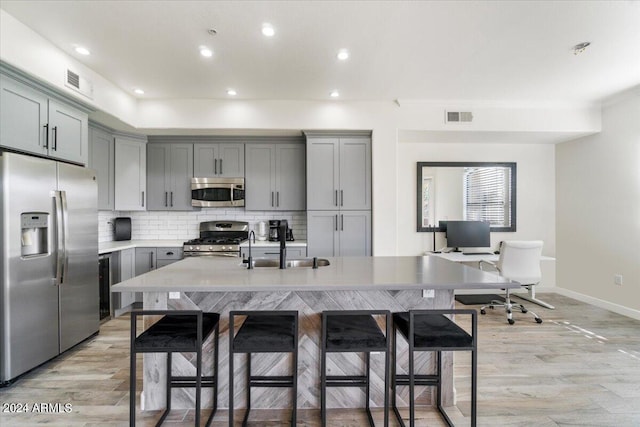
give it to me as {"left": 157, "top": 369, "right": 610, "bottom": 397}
{"left": 99, "top": 209, "right": 307, "bottom": 243}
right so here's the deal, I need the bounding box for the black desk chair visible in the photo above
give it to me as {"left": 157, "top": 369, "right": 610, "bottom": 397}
{"left": 392, "top": 309, "right": 477, "bottom": 427}
{"left": 229, "top": 310, "right": 299, "bottom": 427}
{"left": 321, "top": 310, "right": 391, "bottom": 427}
{"left": 130, "top": 310, "right": 220, "bottom": 427}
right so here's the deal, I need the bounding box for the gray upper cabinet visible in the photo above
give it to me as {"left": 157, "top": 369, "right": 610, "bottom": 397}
{"left": 0, "top": 74, "right": 88, "bottom": 165}
{"left": 245, "top": 143, "right": 305, "bottom": 211}
{"left": 193, "top": 143, "right": 244, "bottom": 177}
{"left": 88, "top": 125, "right": 115, "bottom": 210}
{"left": 147, "top": 143, "right": 194, "bottom": 211}
{"left": 114, "top": 137, "right": 146, "bottom": 211}
{"left": 306, "top": 136, "right": 371, "bottom": 211}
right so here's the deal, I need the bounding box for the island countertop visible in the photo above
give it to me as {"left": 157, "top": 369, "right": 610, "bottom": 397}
{"left": 111, "top": 255, "right": 515, "bottom": 292}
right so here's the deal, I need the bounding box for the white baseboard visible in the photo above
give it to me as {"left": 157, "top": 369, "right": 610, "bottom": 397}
{"left": 552, "top": 287, "right": 640, "bottom": 321}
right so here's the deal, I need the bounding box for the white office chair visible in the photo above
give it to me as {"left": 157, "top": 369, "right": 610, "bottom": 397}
{"left": 479, "top": 241, "right": 544, "bottom": 325}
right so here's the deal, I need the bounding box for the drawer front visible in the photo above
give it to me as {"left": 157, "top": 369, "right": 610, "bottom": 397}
{"left": 156, "top": 247, "right": 183, "bottom": 260}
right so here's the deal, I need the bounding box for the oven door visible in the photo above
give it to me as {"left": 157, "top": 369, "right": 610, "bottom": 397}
{"left": 191, "top": 177, "right": 245, "bottom": 207}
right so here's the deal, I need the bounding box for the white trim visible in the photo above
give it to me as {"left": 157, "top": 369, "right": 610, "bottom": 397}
{"left": 553, "top": 287, "right": 640, "bottom": 321}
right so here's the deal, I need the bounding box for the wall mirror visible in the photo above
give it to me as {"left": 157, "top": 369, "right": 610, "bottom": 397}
{"left": 417, "top": 162, "right": 516, "bottom": 232}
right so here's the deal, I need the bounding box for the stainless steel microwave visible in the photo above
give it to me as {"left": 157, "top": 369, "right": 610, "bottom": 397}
{"left": 191, "top": 177, "right": 245, "bottom": 207}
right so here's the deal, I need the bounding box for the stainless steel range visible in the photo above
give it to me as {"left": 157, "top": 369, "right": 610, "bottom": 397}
{"left": 183, "top": 221, "right": 249, "bottom": 257}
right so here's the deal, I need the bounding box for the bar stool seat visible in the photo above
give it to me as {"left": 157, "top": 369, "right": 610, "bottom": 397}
{"left": 392, "top": 309, "right": 477, "bottom": 427}
{"left": 130, "top": 310, "right": 220, "bottom": 427}
{"left": 229, "top": 311, "right": 299, "bottom": 427}
{"left": 321, "top": 310, "right": 391, "bottom": 427}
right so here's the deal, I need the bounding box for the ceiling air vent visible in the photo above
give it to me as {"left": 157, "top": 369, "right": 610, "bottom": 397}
{"left": 65, "top": 68, "right": 94, "bottom": 99}
{"left": 445, "top": 111, "right": 473, "bottom": 123}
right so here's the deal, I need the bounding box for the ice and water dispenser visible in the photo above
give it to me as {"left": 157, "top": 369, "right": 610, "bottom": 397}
{"left": 20, "top": 213, "right": 49, "bottom": 257}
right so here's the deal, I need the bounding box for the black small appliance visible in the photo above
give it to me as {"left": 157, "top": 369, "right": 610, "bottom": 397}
{"left": 268, "top": 219, "right": 294, "bottom": 241}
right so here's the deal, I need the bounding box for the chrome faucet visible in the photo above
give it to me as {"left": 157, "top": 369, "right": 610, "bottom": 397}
{"left": 279, "top": 224, "right": 287, "bottom": 269}
{"left": 247, "top": 230, "right": 255, "bottom": 269}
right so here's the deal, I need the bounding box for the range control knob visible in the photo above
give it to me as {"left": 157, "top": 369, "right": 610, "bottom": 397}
{"left": 189, "top": 246, "right": 194, "bottom": 250}
{"left": 209, "top": 246, "right": 213, "bottom": 250}
{"left": 196, "top": 246, "right": 200, "bottom": 251}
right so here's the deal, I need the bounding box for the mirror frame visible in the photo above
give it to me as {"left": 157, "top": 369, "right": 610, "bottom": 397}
{"left": 416, "top": 161, "right": 517, "bottom": 232}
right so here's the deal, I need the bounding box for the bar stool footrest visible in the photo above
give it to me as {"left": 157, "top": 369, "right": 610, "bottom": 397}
{"left": 249, "top": 375, "right": 294, "bottom": 388}
{"left": 395, "top": 374, "right": 440, "bottom": 386}
{"left": 326, "top": 375, "right": 368, "bottom": 387}
{"left": 170, "top": 375, "right": 216, "bottom": 388}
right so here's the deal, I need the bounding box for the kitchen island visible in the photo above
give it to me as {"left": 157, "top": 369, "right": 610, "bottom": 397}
{"left": 112, "top": 255, "right": 514, "bottom": 412}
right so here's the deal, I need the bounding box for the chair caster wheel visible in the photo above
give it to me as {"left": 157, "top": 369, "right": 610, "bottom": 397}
{"left": 508, "top": 319, "right": 515, "bottom": 325}
{"left": 535, "top": 318, "right": 543, "bottom": 324}
{"left": 521, "top": 308, "right": 528, "bottom": 313}
{"left": 506, "top": 310, "right": 512, "bottom": 314}
{"left": 480, "top": 309, "right": 486, "bottom": 315}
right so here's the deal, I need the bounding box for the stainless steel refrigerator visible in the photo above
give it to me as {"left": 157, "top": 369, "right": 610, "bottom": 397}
{"left": 1, "top": 151, "right": 99, "bottom": 384}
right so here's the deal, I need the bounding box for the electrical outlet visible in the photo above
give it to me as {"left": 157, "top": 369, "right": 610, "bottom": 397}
{"left": 169, "top": 292, "right": 181, "bottom": 299}
{"left": 614, "top": 274, "right": 623, "bottom": 286}
{"left": 423, "top": 289, "right": 435, "bottom": 298}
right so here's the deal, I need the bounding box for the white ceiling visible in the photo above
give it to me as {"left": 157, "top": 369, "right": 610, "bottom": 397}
{"left": 1, "top": 0, "right": 639, "bottom": 104}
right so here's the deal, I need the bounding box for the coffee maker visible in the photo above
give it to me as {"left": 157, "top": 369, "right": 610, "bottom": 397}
{"left": 268, "top": 219, "right": 294, "bottom": 241}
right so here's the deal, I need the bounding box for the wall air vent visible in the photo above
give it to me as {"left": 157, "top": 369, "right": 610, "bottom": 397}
{"left": 445, "top": 111, "right": 473, "bottom": 123}
{"left": 65, "top": 68, "right": 94, "bottom": 99}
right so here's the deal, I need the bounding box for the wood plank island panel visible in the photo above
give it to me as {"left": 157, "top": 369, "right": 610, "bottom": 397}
{"left": 141, "top": 288, "right": 455, "bottom": 411}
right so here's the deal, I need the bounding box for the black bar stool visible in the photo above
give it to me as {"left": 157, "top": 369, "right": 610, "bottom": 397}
{"left": 321, "top": 310, "right": 391, "bottom": 427}
{"left": 229, "top": 310, "right": 299, "bottom": 427}
{"left": 130, "top": 310, "right": 220, "bottom": 427}
{"left": 392, "top": 309, "right": 477, "bottom": 427}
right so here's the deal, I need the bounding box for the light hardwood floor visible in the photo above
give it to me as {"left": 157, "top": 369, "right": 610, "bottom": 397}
{"left": 1, "top": 293, "right": 639, "bottom": 426}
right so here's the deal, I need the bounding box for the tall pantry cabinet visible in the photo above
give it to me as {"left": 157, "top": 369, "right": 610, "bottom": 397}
{"left": 305, "top": 132, "right": 372, "bottom": 257}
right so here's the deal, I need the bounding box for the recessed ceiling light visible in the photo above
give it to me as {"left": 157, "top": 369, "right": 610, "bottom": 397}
{"left": 262, "top": 23, "right": 275, "bottom": 37}
{"left": 330, "top": 90, "right": 340, "bottom": 98}
{"left": 74, "top": 46, "right": 90, "bottom": 55}
{"left": 227, "top": 89, "right": 237, "bottom": 96}
{"left": 337, "top": 49, "right": 349, "bottom": 60}
{"left": 199, "top": 46, "right": 213, "bottom": 57}
{"left": 134, "top": 88, "right": 145, "bottom": 95}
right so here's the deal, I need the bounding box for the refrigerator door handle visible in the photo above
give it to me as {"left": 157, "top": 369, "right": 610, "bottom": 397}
{"left": 60, "top": 190, "right": 70, "bottom": 284}
{"left": 53, "top": 191, "right": 65, "bottom": 286}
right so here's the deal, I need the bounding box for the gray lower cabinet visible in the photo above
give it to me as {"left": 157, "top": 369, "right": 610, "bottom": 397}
{"left": 156, "top": 247, "right": 184, "bottom": 268}
{"left": 1, "top": 74, "right": 88, "bottom": 165}
{"left": 306, "top": 136, "right": 371, "bottom": 211}
{"left": 114, "top": 248, "right": 136, "bottom": 312}
{"left": 245, "top": 143, "right": 306, "bottom": 211}
{"left": 147, "top": 143, "right": 193, "bottom": 210}
{"left": 240, "top": 247, "right": 307, "bottom": 259}
{"left": 135, "top": 247, "right": 157, "bottom": 276}
{"left": 307, "top": 210, "right": 371, "bottom": 257}
{"left": 88, "top": 125, "right": 115, "bottom": 210}
{"left": 193, "top": 143, "right": 244, "bottom": 177}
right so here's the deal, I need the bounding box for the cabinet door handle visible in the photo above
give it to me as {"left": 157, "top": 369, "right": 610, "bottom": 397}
{"left": 335, "top": 190, "right": 338, "bottom": 206}
{"left": 276, "top": 191, "right": 279, "bottom": 207}
{"left": 43, "top": 124, "right": 49, "bottom": 149}
{"left": 341, "top": 214, "right": 344, "bottom": 231}
{"left": 170, "top": 191, "right": 173, "bottom": 207}
{"left": 335, "top": 214, "right": 338, "bottom": 231}
{"left": 141, "top": 191, "right": 145, "bottom": 207}
{"left": 166, "top": 252, "right": 174, "bottom": 256}
{"left": 214, "top": 158, "right": 217, "bottom": 174}
{"left": 149, "top": 252, "right": 154, "bottom": 269}
{"left": 271, "top": 191, "right": 274, "bottom": 207}
{"left": 165, "top": 192, "right": 168, "bottom": 207}
{"left": 220, "top": 158, "right": 223, "bottom": 175}
{"left": 340, "top": 190, "right": 344, "bottom": 206}
{"left": 52, "top": 126, "right": 58, "bottom": 151}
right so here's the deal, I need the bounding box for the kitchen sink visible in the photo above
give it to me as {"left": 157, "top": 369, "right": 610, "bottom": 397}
{"left": 243, "top": 258, "right": 330, "bottom": 268}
